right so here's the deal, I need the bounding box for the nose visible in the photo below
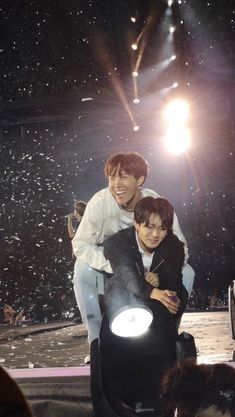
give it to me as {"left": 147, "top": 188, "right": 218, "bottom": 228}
{"left": 152, "top": 228, "right": 159, "bottom": 238}
{"left": 113, "top": 176, "right": 122, "bottom": 187}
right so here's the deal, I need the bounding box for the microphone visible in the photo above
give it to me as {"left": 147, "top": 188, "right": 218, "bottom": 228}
{"left": 65, "top": 213, "right": 74, "bottom": 218}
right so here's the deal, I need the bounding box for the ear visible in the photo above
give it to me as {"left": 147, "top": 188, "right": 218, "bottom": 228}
{"left": 137, "top": 175, "right": 145, "bottom": 187}
{"left": 134, "top": 221, "right": 139, "bottom": 232}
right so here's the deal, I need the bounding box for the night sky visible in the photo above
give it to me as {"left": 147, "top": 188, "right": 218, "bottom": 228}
{"left": 0, "top": 0, "right": 235, "bottom": 309}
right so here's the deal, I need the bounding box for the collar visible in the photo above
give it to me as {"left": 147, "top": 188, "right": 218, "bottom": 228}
{"left": 135, "top": 231, "right": 153, "bottom": 257}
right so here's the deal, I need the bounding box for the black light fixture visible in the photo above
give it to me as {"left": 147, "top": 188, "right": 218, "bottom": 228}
{"left": 91, "top": 284, "right": 178, "bottom": 417}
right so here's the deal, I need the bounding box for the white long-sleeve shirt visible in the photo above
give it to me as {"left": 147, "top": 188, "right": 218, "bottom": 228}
{"left": 72, "top": 187, "right": 188, "bottom": 273}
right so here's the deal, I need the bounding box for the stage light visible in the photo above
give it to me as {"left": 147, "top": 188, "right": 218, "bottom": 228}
{"left": 133, "top": 124, "right": 140, "bottom": 131}
{"left": 171, "top": 54, "right": 176, "bottom": 61}
{"left": 133, "top": 98, "right": 140, "bottom": 104}
{"left": 168, "top": 0, "right": 173, "bottom": 6}
{"left": 169, "top": 26, "right": 175, "bottom": 34}
{"left": 130, "top": 17, "right": 136, "bottom": 23}
{"left": 131, "top": 43, "right": 138, "bottom": 50}
{"left": 110, "top": 305, "right": 153, "bottom": 337}
{"left": 132, "top": 71, "right": 138, "bottom": 77}
{"left": 164, "top": 126, "right": 191, "bottom": 154}
{"left": 164, "top": 99, "right": 190, "bottom": 124}
{"left": 172, "top": 82, "right": 178, "bottom": 88}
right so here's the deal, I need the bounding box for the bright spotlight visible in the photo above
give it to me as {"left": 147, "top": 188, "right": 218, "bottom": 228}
{"left": 171, "top": 54, "right": 176, "bottom": 61}
{"left": 172, "top": 82, "right": 178, "bottom": 88}
{"left": 131, "top": 43, "right": 138, "bottom": 50}
{"left": 164, "top": 126, "right": 191, "bottom": 155}
{"left": 168, "top": 0, "right": 173, "bottom": 6}
{"left": 164, "top": 99, "right": 190, "bottom": 125}
{"left": 133, "top": 125, "right": 140, "bottom": 131}
{"left": 133, "top": 98, "right": 140, "bottom": 104}
{"left": 130, "top": 17, "right": 136, "bottom": 23}
{"left": 132, "top": 71, "right": 138, "bottom": 77}
{"left": 110, "top": 306, "right": 153, "bottom": 337}
{"left": 169, "top": 26, "right": 175, "bottom": 34}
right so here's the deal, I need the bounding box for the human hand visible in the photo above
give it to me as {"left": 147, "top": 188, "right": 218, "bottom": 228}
{"left": 145, "top": 272, "right": 160, "bottom": 288}
{"left": 67, "top": 213, "right": 75, "bottom": 220}
{"left": 150, "top": 289, "right": 180, "bottom": 314}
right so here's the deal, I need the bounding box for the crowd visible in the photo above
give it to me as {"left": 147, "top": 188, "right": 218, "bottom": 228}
{"left": 0, "top": 125, "right": 233, "bottom": 319}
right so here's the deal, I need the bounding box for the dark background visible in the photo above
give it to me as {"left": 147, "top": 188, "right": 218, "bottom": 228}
{"left": 0, "top": 0, "right": 235, "bottom": 310}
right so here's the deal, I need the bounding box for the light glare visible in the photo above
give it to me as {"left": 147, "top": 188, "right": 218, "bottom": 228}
{"left": 164, "top": 126, "right": 191, "bottom": 154}
{"left": 110, "top": 306, "right": 153, "bottom": 337}
{"left": 164, "top": 99, "right": 190, "bottom": 124}
{"left": 131, "top": 43, "right": 138, "bottom": 50}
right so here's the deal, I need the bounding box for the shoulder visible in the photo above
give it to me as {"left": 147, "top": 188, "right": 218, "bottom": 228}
{"left": 103, "top": 227, "right": 134, "bottom": 247}
{"left": 87, "top": 187, "right": 113, "bottom": 205}
{"left": 86, "top": 188, "right": 117, "bottom": 213}
{"left": 165, "top": 232, "right": 184, "bottom": 249}
{"left": 141, "top": 188, "right": 160, "bottom": 198}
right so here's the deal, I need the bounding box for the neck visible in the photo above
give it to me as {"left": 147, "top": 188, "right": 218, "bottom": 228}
{"left": 137, "top": 235, "right": 154, "bottom": 255}
{"left": 121, "top": 189, "right": 142, "bottom": 212}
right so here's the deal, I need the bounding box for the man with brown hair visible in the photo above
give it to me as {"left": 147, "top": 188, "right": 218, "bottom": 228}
{"left": 72, "top": 152, "right": 194, "bottom": 361}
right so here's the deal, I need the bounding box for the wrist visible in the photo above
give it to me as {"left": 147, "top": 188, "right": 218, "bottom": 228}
{"left": 150, "top": 288, "right": 160, "bottom": 300}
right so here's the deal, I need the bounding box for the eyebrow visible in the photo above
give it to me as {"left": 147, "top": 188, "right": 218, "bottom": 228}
{"left": 148, "top": 222, "right": 163, "bottom": 227}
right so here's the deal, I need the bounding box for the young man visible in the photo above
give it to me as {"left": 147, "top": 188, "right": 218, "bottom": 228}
{"left": 72, "top": 152, "right": 194, "bottom": 359}
{"left": 103, "top": 196, "right": 188, "bottom": 320}
{"left": 101, "top": 197, "right": 188, "bottom": 409}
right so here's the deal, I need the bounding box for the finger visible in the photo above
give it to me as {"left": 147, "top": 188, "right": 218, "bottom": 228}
{"left": 161, "top": 299, "right": 178, "bottom": 314}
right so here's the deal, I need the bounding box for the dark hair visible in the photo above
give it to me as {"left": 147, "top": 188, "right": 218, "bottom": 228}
{"left": 74, "top": 201, "right": 87, "bottom": 216}
{"left": 104, "top": 152, "right": 149, "bottom": 184}
{"left": 160, "top": 359, "right": 235, "bottom": 417}
{"left": 134, "top": 197, "right": 174, "bottom": 231}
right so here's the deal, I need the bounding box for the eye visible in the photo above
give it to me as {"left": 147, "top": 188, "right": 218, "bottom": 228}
{"left": 160, "top": 226, "right": 166, "bottom": 231}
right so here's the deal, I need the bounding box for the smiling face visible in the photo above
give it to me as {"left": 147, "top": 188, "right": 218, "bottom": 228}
{"left": 108, "top": 167, "right": 144, "bottom": 211}
{"left": 135, "top": 212, "right": 168, "bottom": 253}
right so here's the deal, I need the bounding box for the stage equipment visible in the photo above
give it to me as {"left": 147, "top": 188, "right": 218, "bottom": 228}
{"left": 229, "top": 280, "right": 235, "bottom": 340}
{"left": 110, "top": 304, "right": 153, "bottom": 338}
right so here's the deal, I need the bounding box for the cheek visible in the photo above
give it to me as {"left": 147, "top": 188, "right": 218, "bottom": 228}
{"left": 160, "top": 231, "right": 167, "bottom": 240}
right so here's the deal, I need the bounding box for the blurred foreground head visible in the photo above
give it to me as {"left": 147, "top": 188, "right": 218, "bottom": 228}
{"left": 160, "top": 358, "right": 235, "bottom": 417}
{"left": 0, "top": 367, "right": 32, "bottom": 417}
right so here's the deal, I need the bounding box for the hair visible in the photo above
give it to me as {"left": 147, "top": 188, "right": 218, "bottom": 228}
{"left": 160, "top": 359, "right": 235, "bottom": 417}
{"left": 104, "top": 152, "right": 149, "bottom": 184}
{"left": 0, "top": 366, "right": 33, "bottom": 416}
{"left": 74, "top": 200, "right": 87, "bottom": 217}
{"left": 134, "top": 197, "right": 174, "bottom": 232}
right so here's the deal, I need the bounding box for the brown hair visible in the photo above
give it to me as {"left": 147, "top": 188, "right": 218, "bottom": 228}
{"left": 104, "top": 152, "right": 149, "bottom": 184}
{"left": 134, "top": 197, "right": 174, "bottom": 231}
{"left": 160, "top": 359, "right": 235, "bottom": 417}
{"left": 74, "top": 201, "right": 87, "bottom": 217}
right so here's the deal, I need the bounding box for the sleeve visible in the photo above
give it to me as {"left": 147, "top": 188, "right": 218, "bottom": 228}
{"left": 72, "top": 195, "right": 113, "bottom": 273}
{"left": 172, "top": 211, "right": 189, "bottom": 263}
{"left": 157, "top": 238, "right": 188, "bottom": 314}
{"left": 103, "top": 235, "right": 153, "bottom": 298}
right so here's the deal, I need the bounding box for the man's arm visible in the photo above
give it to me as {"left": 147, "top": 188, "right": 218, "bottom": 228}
{"left": 172, "top": 212, "right": 189, "bottom": 263}
{"left": 72, "top": 195, "right": 112, "bottom": 273}
{"left": 67, "top": 214, "right": 76, "bottom": 239}
{"left": 103, "top": 232, "right": 154, "bottom": 297}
